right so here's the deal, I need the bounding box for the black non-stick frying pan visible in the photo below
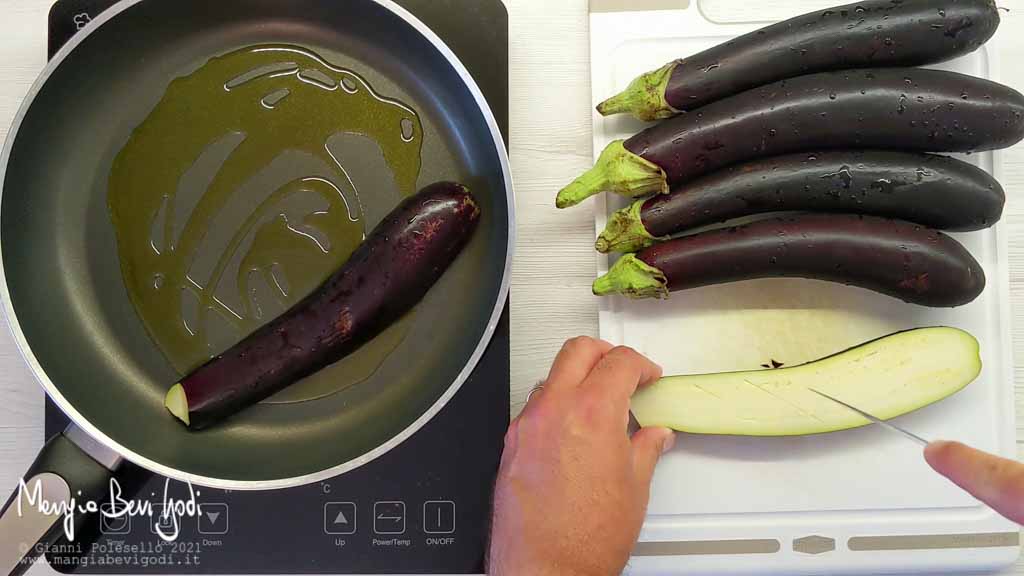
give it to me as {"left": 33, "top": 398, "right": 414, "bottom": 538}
{"left": 0, "top": 0, "right": 513, "bottom": 572}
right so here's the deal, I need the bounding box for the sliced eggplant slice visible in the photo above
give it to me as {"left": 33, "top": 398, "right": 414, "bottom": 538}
{"left": 631, "top": 327, "right": 981, "bottom": 436}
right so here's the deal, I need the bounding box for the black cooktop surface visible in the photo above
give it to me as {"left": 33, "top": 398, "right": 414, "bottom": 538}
{"left": 44, "top": 0, "right": 510, "bottom": 573}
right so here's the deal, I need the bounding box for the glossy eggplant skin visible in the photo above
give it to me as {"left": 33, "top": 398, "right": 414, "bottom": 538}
{"left": 626, "top": 68, "right": 1024, "bottom": 187}
{"left": 664, "top": 0, "right": 1000, "bottom": 112}
{"left": 640, "top": 214, "right": 983, "bottom": 307}
{"left": 177, "top": 182, "right": 481, "bottom": 429}
{"left": 642, "top": 151, "right": 1004, "bottom": 236}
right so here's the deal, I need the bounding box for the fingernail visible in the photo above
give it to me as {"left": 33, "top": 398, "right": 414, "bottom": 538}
{"left": 923, "top": 441, "right": 954, "bottom": 468}
{"left": 661, "top": 429, "right": 676, "bottom": 454}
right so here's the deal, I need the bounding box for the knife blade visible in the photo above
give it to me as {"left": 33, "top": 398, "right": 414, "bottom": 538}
{"left": 809, "top": 388, "right": 930, "bottom": 447}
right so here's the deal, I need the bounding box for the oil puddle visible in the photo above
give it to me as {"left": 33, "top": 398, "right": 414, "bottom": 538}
{"left": 108, "top": 45, "right": 423, "bottom": 404}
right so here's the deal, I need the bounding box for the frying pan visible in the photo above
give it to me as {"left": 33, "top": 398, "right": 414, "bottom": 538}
{"left": 0, "top": 0, "right": 513, "bottom": 572}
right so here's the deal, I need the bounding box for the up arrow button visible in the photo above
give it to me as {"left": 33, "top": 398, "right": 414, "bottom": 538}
{"left": 325, "top": 502, "right": 357, "bottom": 535}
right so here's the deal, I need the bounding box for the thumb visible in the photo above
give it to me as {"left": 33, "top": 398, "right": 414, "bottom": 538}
{"left": 632, "top": 427, "right": 676, "bottom": 486}
{"left": 925, "top": 441, "right": 1024, "bottom": 525}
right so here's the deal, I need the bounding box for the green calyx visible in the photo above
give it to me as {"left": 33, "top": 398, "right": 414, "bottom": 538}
{"left": 596, "top": 62, "right": 680, "bottom": 122}
{"left": 596, "top": 199, "right": 661, "bottom": 254}
{"left": 556, "top": 140, "right": 668, "bottom": 209}
{"left": 593, "top": 254, "right": 669, "bottom": 299}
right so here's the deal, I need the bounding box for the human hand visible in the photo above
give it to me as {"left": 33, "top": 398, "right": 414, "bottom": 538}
{"left": 925, "top": 441, "right": 1024, "bottom": 524}
{"left": 488, "top": 337, "right": 676, "bottom": 576}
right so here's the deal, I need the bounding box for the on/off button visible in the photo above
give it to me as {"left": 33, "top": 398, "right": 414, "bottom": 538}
{"left": 423, "top": 501, "right": 455, "bottom": 534}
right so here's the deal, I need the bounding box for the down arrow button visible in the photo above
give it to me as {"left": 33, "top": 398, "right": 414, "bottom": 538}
{"left": 198, "top": 503, "right": 229, "bottom": 535}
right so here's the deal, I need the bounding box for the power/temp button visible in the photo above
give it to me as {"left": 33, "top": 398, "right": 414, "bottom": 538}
{"left": 374, "top": 502, "right": 406, "bottom": 535}
{"left": 423, "top": 501, "right": 455, "bottom": 534}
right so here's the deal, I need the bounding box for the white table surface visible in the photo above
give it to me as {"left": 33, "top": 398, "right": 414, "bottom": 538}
{"left": 1, "top": 0, "right": 1024, "bottom": 574}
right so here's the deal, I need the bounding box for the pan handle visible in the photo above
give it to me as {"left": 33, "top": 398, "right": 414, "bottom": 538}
{"left": 0, "top": 425, "right": 121, "bottom": 576}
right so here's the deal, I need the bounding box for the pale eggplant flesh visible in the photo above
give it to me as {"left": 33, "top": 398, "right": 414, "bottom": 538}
{"left": 630, "top": 327, "right": 981, "bottom": 436}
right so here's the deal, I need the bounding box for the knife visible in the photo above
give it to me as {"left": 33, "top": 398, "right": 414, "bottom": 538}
{"left": 809, "top": 388, "right": 931, "bottom": 447}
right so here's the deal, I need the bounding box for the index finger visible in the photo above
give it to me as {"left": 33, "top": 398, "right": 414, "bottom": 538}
{"left": 580, "top": 346, "right": 663, "bottom": 411}
{"left": 544, "top": 336, "right": 615, "bottom": 394}
{"left": 925, "top": 441, "right": 1024, "bottom": 525}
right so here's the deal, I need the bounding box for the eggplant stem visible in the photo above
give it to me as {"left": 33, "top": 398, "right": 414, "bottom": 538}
{"left": 596, "top": 62, "right": 680, "bottom": 121}
{"left": 165, "top": 384, "right": 191, "bottom": 427}
{"left": 593, "top": 254, "right": 669, "bottom": 299}
{"left": 597, "top": 199, "right": 661, "bottom": 253}
{"left": 556, "top": 140, "right": 669, "bottom": 209}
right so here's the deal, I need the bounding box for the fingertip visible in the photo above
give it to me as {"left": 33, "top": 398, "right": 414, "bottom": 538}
{"left": 643, "top": 357, "right": 664, "bottom": 385}
{"left": 634, "top": 426, "right": 675, "bottom": 453}
{"left": 632, "top": 427, "right": 676, "bottom": 484}
{"left": 924, "top": 439, "right": 951, "bottom": 457}
{"left": 924, "top": 440, "right": 962, "bottom": 471}
{"left": 660, "top": 428, "right": 676, "bottom": 454}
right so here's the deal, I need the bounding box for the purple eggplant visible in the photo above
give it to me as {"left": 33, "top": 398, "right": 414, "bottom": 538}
{"left": 165, "top": 182, "right": 481, "bottom": 429}
{"left": 597, "top": 150, "right": 1005, "bottom": 253}
{"left": 559, "top": 68, "right": 1024, "bottom": 208}
{"left": 598, "top": 0, "right": 1000, "bottom": 121}
{"left": 593, "top": 214, "right": 984, "bottom": 308}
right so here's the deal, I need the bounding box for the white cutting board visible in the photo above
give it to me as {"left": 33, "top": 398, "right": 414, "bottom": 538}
{"left": 590, "top": 1, "right": 1020, "bottom": 574}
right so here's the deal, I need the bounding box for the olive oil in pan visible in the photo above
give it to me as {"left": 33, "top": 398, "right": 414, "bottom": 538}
{"left": 108, "top": 45, "right": 423, "bottom": 404}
